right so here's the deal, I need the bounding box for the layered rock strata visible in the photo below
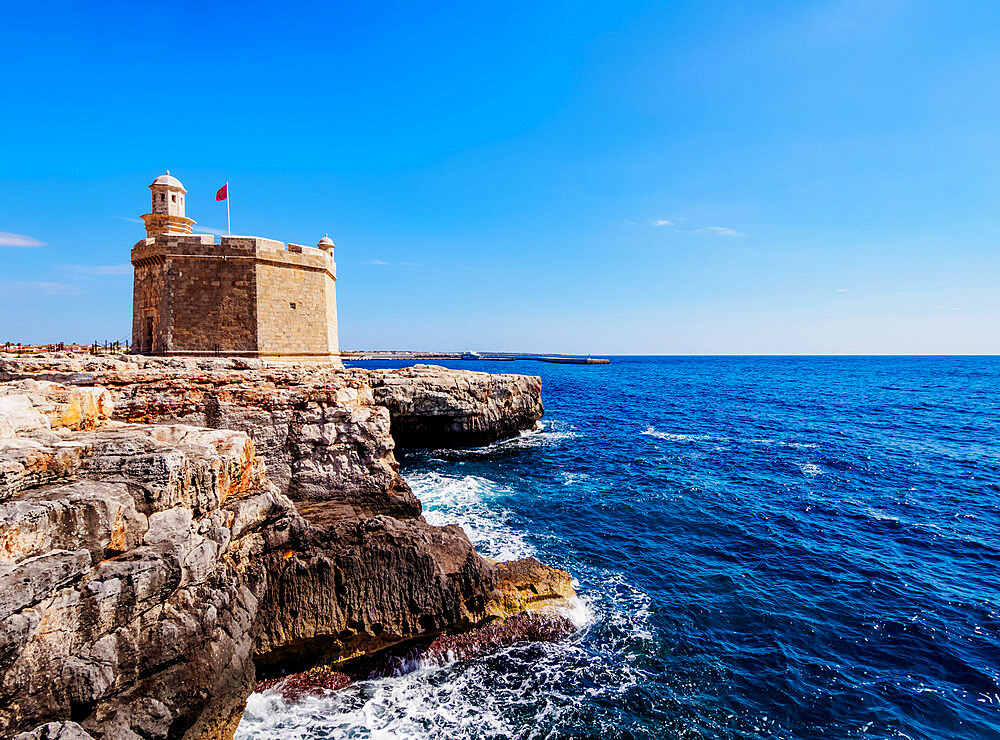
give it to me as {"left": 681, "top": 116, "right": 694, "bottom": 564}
{"left": 0, "top": 356, "right": 545, "bottom": 520}
{"left": 366, "top": 363, "right": 544, "bottom": 449}
{"left": 0, "top": 356, "right": 570, "bottom": 740}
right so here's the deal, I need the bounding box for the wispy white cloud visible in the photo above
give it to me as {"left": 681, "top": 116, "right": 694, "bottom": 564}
{"left": 652, "top": 219, "right": 673, "bottom": 227}
{"left": 1, "top": 281, "right": 79, "bottom": 295}
{"left": 194, "top": 226, "right": 231, "bottom": 237}
{"left": 0, "top": 232, "right": 46, "bottom": 248}
{"left": 62, "top": 264, "right": 132, "bottom": 276}
{"left": 836, "top": 288, "right": 849, "bottom": 292}
{"left": 695, "top": 226, "right": 743, "bottom": 236}
{"left": 113, "top": 216, "right": 144, "bottom": 225}
{"left": 360, "top": 259, "right": 391, "bottom": 265}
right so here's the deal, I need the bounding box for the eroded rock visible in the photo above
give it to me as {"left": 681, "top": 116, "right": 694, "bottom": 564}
{"left": 0, "top": 361, "right": 572, "bottom": 740}
{"left": 367, "top": 363, "right": 544, "bottom": 448}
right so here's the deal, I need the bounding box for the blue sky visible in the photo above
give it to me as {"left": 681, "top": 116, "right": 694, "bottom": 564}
{"left": 2, "top": 0, "right": 998, "bottom": 353}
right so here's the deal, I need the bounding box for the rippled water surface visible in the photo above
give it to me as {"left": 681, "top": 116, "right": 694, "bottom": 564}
{"left": 237, "top": 356, "right": 1000, "bottom": 739}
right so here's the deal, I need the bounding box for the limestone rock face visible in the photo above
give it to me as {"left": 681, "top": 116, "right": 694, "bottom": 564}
{"left": 487, "top": 557, "right": 578, "bottom": 618}
{"left": 0, "top": 357, "right": 570, "bottom": 740}
{"left": 0, "top": 357, "right": 544, "bottom": 517}
{"left": 0, "top": 380, "right": 112, "bottom": 438}
{"left": 13, "top": 721, "right": 97, "bottom": 739}
{"left": 106, "top": 369, "right": 416, "bottom": 524}
{"left": 0, "top": 388, "right": 292, "bottom": 739}
{"left": 366, "top": 363, "right": 545, "bottom": 448}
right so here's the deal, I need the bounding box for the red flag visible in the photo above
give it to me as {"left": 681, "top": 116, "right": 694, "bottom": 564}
{"left": 216, "top": 183, "right": 228, "bottom": 201}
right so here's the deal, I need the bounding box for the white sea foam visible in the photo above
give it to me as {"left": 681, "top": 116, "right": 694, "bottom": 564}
{"left": 752, "top": 438, "right": 819, "bottom": 449}
{"left": 799, "top": 463, "right": 822, "bottom": 477}
{"left": 407, "top": 471, "right": 535, "bottom": 561}
{"left": 597, "top": 571, "right": 655, "bottom": 641}
{"left": 865, "top": 507, "right": 902, "bottom": 523}
{"left": 641, "top": 426, "right": 715, "bottom": 442}
{"left": 237, "top": 663, "right": 526, "bottom": 739}
{"left": 429, "top": 421, "right": 579, "bottom": 460}
{"left": 517, "top": 419, "right": 580, "bottom": 446}
{"left": 643, "top": 425, "right": 819, "bottom": 450}
{"left": 553, "top": 592, "right": 597, "bottom": 631}
{"left": 237, "top": 653, "right": 582, "bottom": 739}
{"left": 236, "top": 460, "right": 656, "bottom": 739}
{"left": 236, "top": 588, "right": 648, "bottom": 740}
{"left": 559, "top": 471, "right": 592, "bottom": 486}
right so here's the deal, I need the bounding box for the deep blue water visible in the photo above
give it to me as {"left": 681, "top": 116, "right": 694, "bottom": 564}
{"left": 238, "top": 356, "right": 1000, "bottom": 739}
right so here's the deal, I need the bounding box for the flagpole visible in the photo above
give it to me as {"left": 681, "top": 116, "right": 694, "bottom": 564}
{"left": 226, "top": 182, "right": 231, "bottom": 236}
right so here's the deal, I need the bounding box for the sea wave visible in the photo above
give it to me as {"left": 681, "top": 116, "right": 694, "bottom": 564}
{"left": 407, "top": 471, "right": 536, "bottom": 561}
{"left": 641, "top": 426, "right": 716, "bottom": 443}
{"left": 236, "top": 579, "right": 651, "bottom": 740}
{"left": 642, "top": 425, "right": 818, "bottom": 449}
{"left": 235, "top": 461, "right": 656, "bottom": 740}
{"left": 238, "top": 643, "right": 575, "bottom": 740}
{"left": 426, "top": 421, "right": 579, "bottom": 461}
{"left": 559, "top": 471, "right": 593, "bottom": 486}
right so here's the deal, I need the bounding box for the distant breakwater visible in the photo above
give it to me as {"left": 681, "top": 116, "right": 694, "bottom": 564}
{"left": 342, "top": 350, "right": 610, "bottom": 364}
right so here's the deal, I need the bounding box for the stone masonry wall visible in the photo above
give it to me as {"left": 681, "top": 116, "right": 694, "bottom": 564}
{"left": 166, "top": 255, "right": 258, "bottom": 353}
{"left": 325, "top": 261, "right": 339, "bottom": 357}
{"left": 256, "top": 251, "right": 336, "bottom": 357}
{"left": 131, "top": 257, "right": 166, "bottom": 354}
{"left": 131, "top": 236, "right": 339, "bottom": 359}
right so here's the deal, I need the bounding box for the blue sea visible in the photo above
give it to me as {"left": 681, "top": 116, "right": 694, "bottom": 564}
{"left": 237, "top": 356, "right": 1000, "bottom": 739}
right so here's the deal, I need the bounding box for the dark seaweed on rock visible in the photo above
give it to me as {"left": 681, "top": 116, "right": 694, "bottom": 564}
{"left": 423, "top": 613, "right": 576, "bottom": 664}
{"left": 254, "top": 612, "right": 576, "bottom": 703}
{"left": 254, "top": 667, "right": 352, "bottom": 702}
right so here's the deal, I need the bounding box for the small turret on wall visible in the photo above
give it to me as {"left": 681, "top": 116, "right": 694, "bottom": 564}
{"left": 142, "top": 171, "right": 196, "bottom": 237}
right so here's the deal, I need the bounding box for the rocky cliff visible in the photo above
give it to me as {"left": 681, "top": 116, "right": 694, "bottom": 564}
{"left": 0, "top": 356, "right": 572, "bottom": 740}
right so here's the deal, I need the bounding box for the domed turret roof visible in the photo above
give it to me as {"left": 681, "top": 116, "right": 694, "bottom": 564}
{"left": 150, "top": 170, "right": 184, "bottom": 189}
{"left": 317, "top": 235, "right": 335, "bottom": 248}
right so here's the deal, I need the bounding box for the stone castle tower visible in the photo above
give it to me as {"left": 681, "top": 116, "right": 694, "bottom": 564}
{"left": 131, "top": 172, "right": 340, "bottom": 362}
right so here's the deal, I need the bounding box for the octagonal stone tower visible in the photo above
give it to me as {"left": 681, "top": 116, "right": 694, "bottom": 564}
{"left": 132, "top": 172, "right": 340, "bottom": 363}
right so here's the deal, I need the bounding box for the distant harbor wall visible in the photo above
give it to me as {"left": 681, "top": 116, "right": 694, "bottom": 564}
{"left": 342, "top": 351, "right": 610, "bottom": 365}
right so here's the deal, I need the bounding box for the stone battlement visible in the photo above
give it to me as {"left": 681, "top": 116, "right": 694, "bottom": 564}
{"left": 131, "top": 173, "right": 340, "bottom": 362}
{"left": 132, "top": 235, "right": 336, "bottom": 278}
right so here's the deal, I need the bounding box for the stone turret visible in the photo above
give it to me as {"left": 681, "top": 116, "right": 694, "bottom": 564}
{"left": 142, "top": 171, "right": 196, "bottom": 237}
{"left": 317, "top": 234, "right": 335, "bottom": 265}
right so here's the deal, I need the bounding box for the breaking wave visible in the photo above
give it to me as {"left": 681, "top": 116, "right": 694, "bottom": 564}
{"left": 237, "top": 465, "right": 654, "bottom": 740}
{"left": 407, "top": 471, "right": 535, "bottom": 561}
{"left": 424, "top": 421, "right": 579, "bottom": 462}
{"left": 237, "top": 574, "right": 650, "bottom": 740}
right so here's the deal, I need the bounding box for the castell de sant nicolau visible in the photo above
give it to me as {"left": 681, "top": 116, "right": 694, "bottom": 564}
{"left": 131, "top": 172, "right": 340, "bottom": 362}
